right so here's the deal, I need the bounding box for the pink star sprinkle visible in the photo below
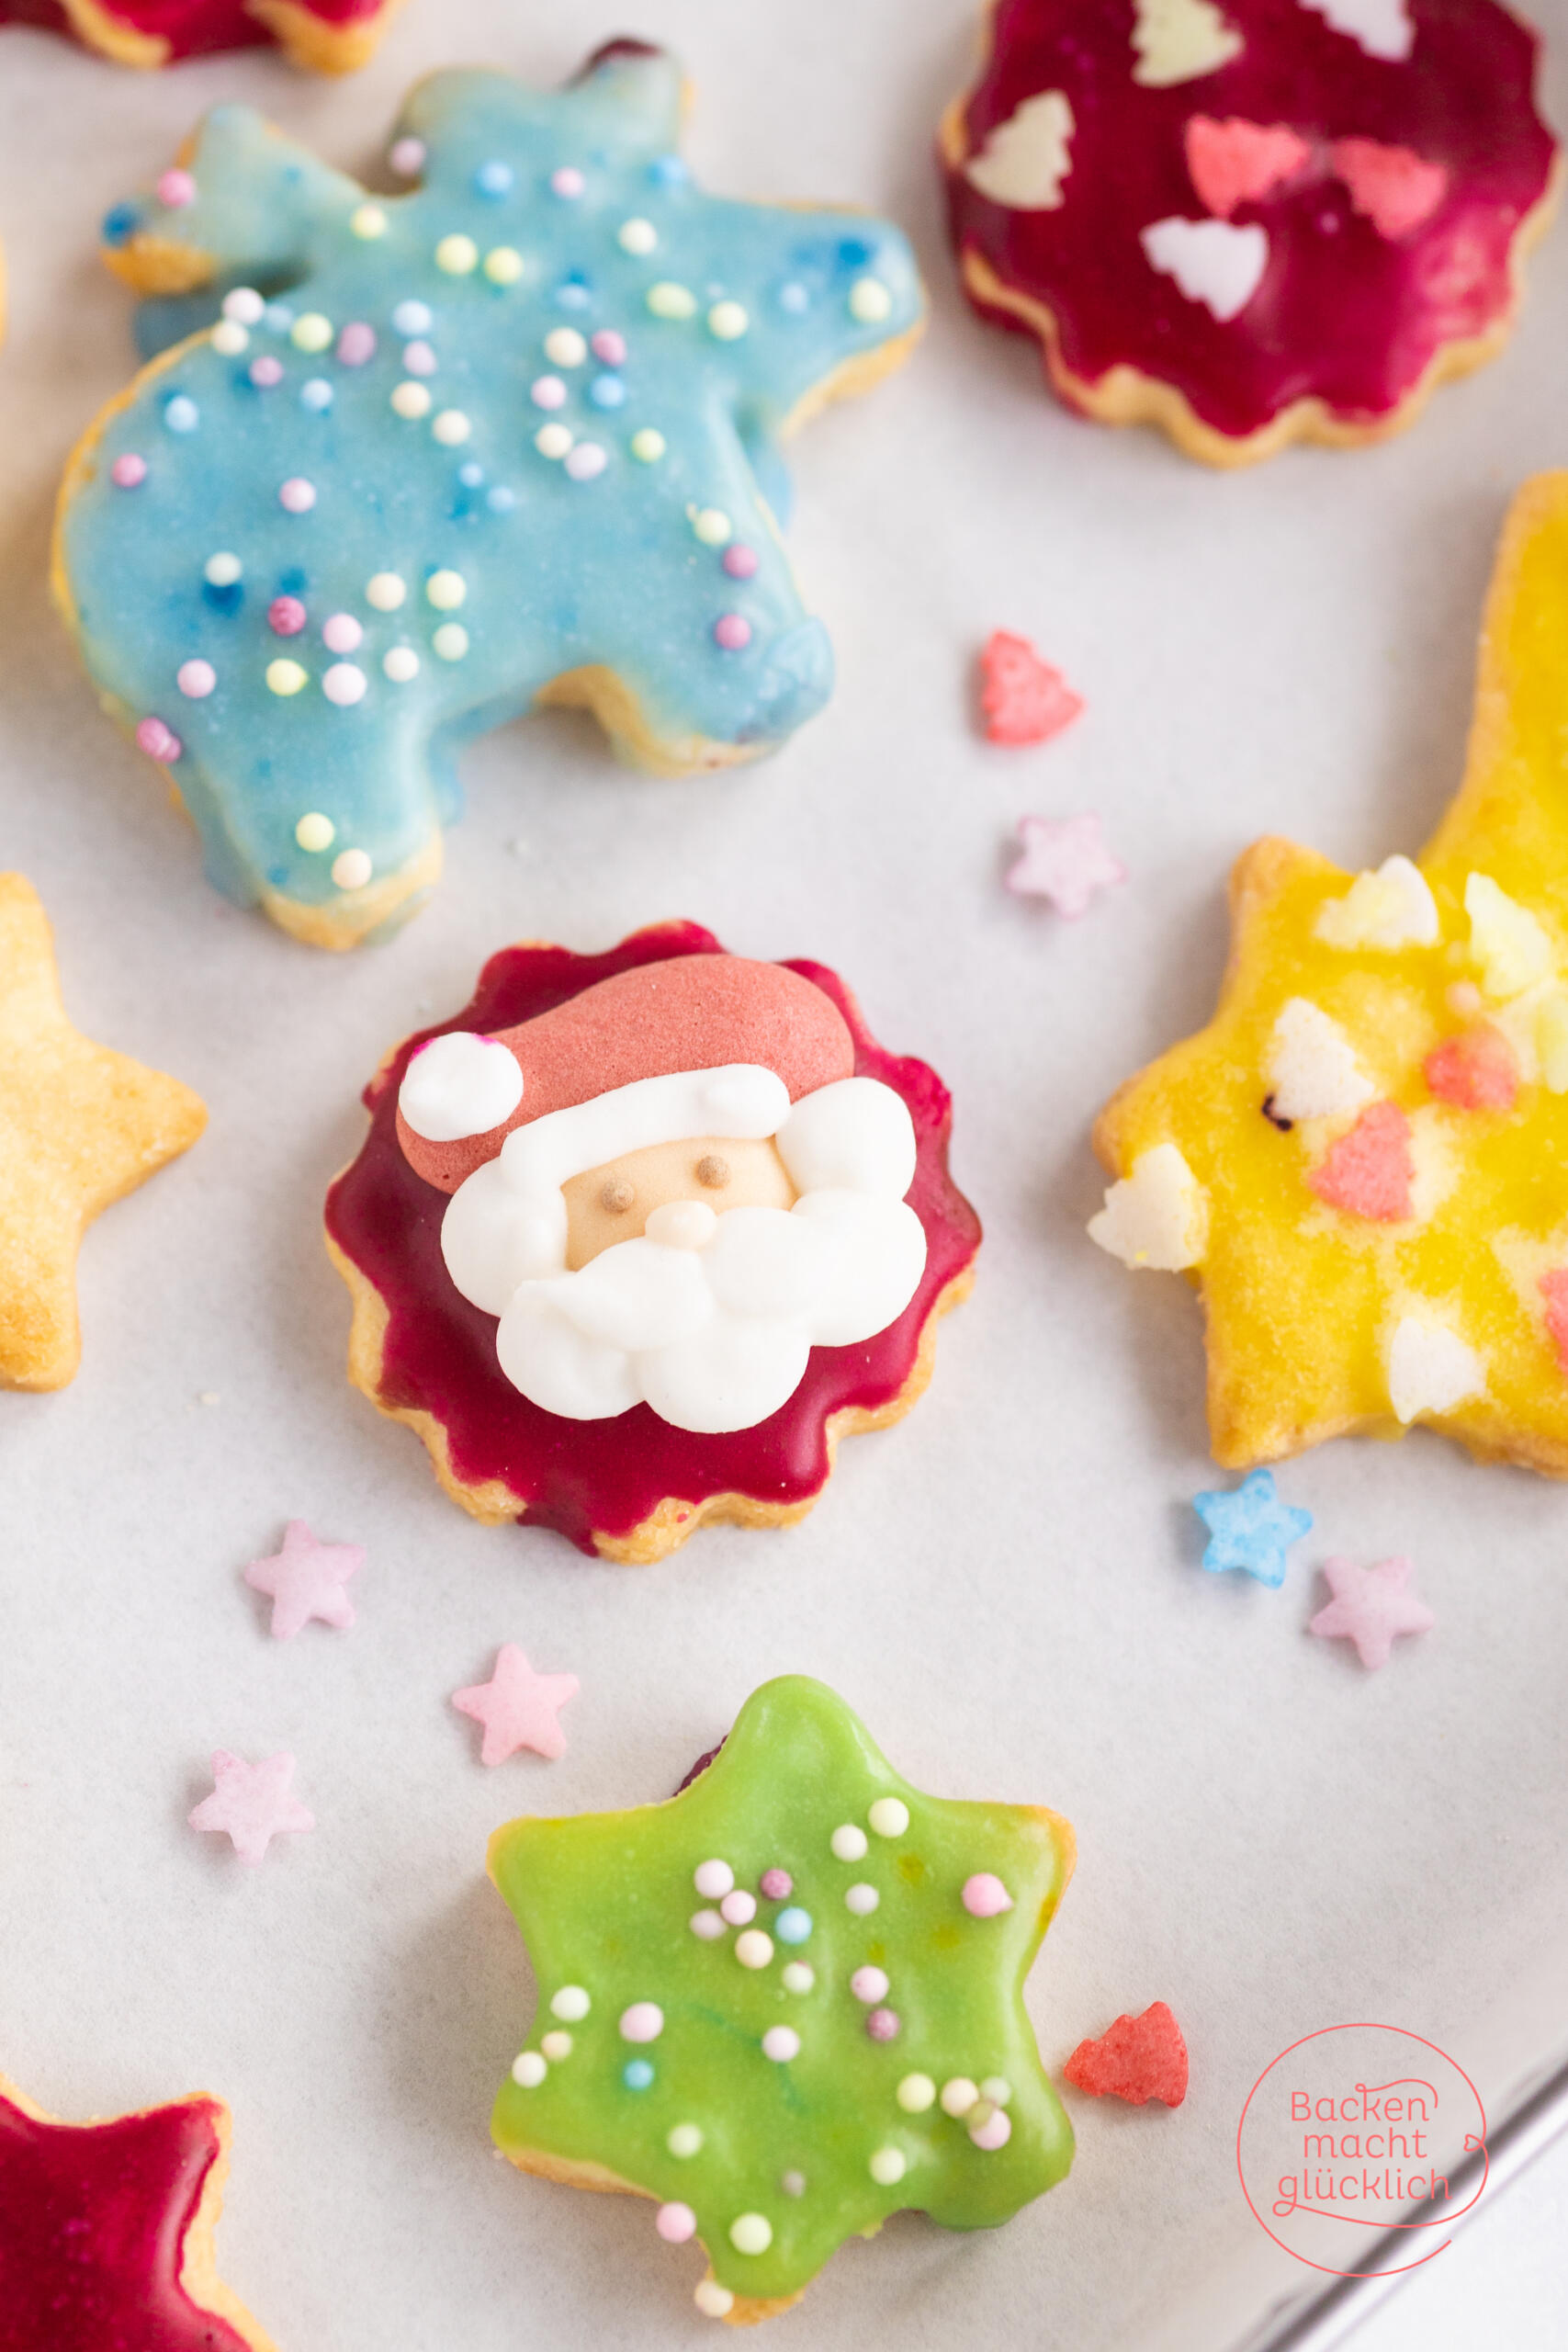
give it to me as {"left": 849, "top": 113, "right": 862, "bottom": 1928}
{"left": 1309, "top": 1556, "right": 1435, "bottom": 1671}
{"left": 188, "top": 1752, "right": 314, "bottom": 1865}
{"left": 1007, "top": 813, "right": 1126, "bottom": 917}
{"left": 453, "top": 1644, "right": 580, "bottom": 1767}
{"left": 243, "top": 1519, "right": 364, "bottom": 1640}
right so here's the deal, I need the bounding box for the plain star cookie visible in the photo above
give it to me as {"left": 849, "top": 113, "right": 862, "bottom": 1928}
{"left": 53, "top": 46, "right": 924, "bottom": 949}
{"left": 1, "top": 0, "right": 400, "bottom": 70}
{"left": 1089, "top": 473, "right": 1568, "bottom": 1476}
{"left": 0, "top": 873, "right": 206, "bottom": 1391}
{"left": 324, "top": 922, "right": 980, "bottom": 1563}
{"left": 487, "top": 1677, "right": 1076, "bottom": 2324}
{"left": 0, "top": 2074, "right": 280, "bottom": 2351}
{"left": 940, "top": 0, "right": 1561, "bottom": 464}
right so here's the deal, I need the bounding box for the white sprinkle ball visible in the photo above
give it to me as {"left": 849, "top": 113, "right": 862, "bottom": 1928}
{"left": 432, "top": 623, "right": 469, "bottom": 662}
{"left": 203, "top": 551, "right": 242, "bottom": 587}
{"left": 210, "top": 321, "right": 249, "bottom": 356}
{"left": 868, "top": 1798, "right": 910, "bottom": 1838}
{"left": 689, "top": 1908, "right": 726, "bottom": 1941}
{"left": 425, "top": 570, "right": 467, "bottom": 610}
{"left": 535, "top": 423, "right": 573, "bottom": 459}
{"left": 728, "top": 2214, "right": 773, "bottom": 2256}
{"left": 781, "top": 1962, "right": 815, "bottom": 1994}
{"left": 383, "top": 647, "right": 420, "bottom": 683}
{"left": 290, "top": 311, "right": 333, "bottom": 353}
{"left": 565, "top": 442, "right": 607, "bottom": 481}
{"left": 550, "top": 1985, "right": 591, "bottom": 2021}
{"left": 850, "top": 277, "right": 893, "bottom": 322}
{"left": 707, "top": 300, "right": 749, "bottom": 341}
{"left": 667, "top": 2123, "right": 704, "bottom": 2158}
{"left": 733, "top": 1929, "right": 773, "bottom": 1971}
{"left": 844, "top": 1883, "right": 879, "bottom": 1917}
{"left": 294, "top": 812, "right": 334, "bottom": 852}
{"left": 897, "top": 2074, "right": 937, "bottom": 2113}
{"left": 366, "top": 572, "right": 407, "bottom": 611}
{"left": 432, "top": 409, "right": 472, "bottom": 446}
{"left": 511, "top": 2051, "right": 546, "bottom": 2088}
{"left": 719, "top": 1890, "right": 756, "bottom": 1927}
{"left": 830, "top": 1825, "right": 868, "bottom": 1862}
{"left": 322, "top": 662, "right": 367, "bottom": 707}
{"left": 940, "top": 2077, "right": 980, "bottom": 2118}
{"left": 484, "top": 246, "right": 525, "bottom": 285}
{"left": 868, "top": 2147, "right": 907, "bottom": 2187}
{"left": 332, "top": 848, "right": 372, "bottom": 890}
{"left": 618, "top": 2002, "right": 663, "bottom": 2043}
{"left": 539, "top": 2030, "right": 572, "bottom": 2061}
{"left": 693, "top": 1859, "right": 734, "bottom": 1899}
{"left": 618, "top": 217, "right": 658, "bottom": 254}
{"left": 222, "top": 288, "right": 265, "bottom": 325}
{"left": 544, "top": 326, "right": 588, "bottom": 367}
{"left": 351, "top": 203, "right": 388, "bottom": 240}
{"left": 761, "top": 2027, "right": 800, "bottom": 2063}
{"left": 391, "top": 381, "right": 432, "bottom": 420}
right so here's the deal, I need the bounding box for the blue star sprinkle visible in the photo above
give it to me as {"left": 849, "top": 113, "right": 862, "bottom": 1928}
{"left": 61, "top": 43, "right": 923, "bottom": 946}
{"left": 1191, "top": 1469, "right": 1313, "bottom": 1589}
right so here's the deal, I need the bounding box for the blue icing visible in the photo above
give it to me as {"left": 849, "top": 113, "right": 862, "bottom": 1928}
{"left": 60, "top": 49, "right": 923, "bottom": 942}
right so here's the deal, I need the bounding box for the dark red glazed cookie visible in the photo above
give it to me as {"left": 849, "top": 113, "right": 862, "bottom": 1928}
{"left": 0, "top": 2076, "right": 274, "bottom": 2352}
{"left": 1, "top": 0, "right": 399, "bottom": 72}
{"left": 324, "top": 922, "right": 981, "bottom": 1563}
{"left": 941, "top": 0, "right": 1561, "bottom": 462}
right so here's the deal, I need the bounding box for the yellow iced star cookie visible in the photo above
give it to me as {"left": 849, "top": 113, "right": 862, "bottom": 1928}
{"left": 0, "top": 874, "right": 206, "bottom": 1389}
{"left": 1090, "top": 472, "right": 1568, "bottom": 1475}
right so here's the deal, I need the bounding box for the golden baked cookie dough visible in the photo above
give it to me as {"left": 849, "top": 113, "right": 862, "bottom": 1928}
{"left": 1091, "top": 473, "right": 1568, "bottom": 1474}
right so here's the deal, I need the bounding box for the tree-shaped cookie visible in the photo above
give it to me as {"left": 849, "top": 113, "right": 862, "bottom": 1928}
{"left": 0, "top": 2074, "right": 278, "bottom": 2349}
{"left": 54, "top": 45, "right": 924, "bottom": 946}
{"left": 489, "top": 1676, "right": 1075, "bottom": 2323}
{"left": 1089, "top": 472, "right": 1568, "bottom": 1473}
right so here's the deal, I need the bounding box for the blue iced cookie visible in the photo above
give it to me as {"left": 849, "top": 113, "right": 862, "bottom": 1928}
{"left": 54, "top": 43, "right": 924, "bottom": 947}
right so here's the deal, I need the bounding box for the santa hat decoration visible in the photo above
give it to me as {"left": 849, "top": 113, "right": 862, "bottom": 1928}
{"left": 397, "top": 955, "right": 856, "bottom": 1193}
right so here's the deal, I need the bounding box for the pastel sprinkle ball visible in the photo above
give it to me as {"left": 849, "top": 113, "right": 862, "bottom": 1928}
{"left": 714, "top": 614, "right": 751, "bottom": 651}
{"left": 210, "top": 322, "right": 249, "bottom": 357}
{"left": 734, "top": 1929, "right": 773, "bottom": 1970}
{"left": 135, "top": 718, "right": 181, "bottom": 761}
{"left": 531, "top": 376, "right": 568, "bottom": 410}
{"left": 961, "top": 1872, "right": 1013, "bottom": 1918}
{"left": 619, "top": 2002, "right": 663, "bottom": 2043}
{"left": 630, "top": 428, "right": 666, "bottom": 462}
{"left": 868, "top": 1797, "right": 909, "bottom": 1838}
{"left": 1063, "top": 2001, "right": 1190, "bottom": 2108}
{"left": 536, "top": 424, "right": 572, "bottom": 459}
{"left": 249, "top": 357, "right": 283, "bottom": 389}
{"left": 761, "top": 2026, "right": 800, "bottom": 2062}
{"left": 546, "top": 327, "right": 588, "bottom": 366}
{"left": 694, "top": 2283, "right": 734, "bottom": 2319}
{"left": 550, "top": 1985, "right": 591, "bottom": 2021}
{"left": 940, "top": 2077, "right": 979, "bottom": 2117}
{"left": 323, "top": 664, "right": 367, "bottom": 707}
{"left": 850, "top": 277, "right": 893, "bottom": 322}
{"left": 351, "top": 205, "right": 388, "bottom": 241}
{"left": 844, "top": 1883, "right": 879, "bottom": 1916}
{"left": 759, "top": 1868, "right": 792, "bottom": 1900}
{"left": 333, "top": 851, "right": 372, "bottom": 892}
{"left": 266, "top": 660, "right": 308, "bottom": 697}
{"left": 476, "top": 161, "right": 514, "bottom": 197}
{"left": 384, "top": 649, "right": 420, "bottom": 683}
{"left": 486, "top": 247, "right": 525, "bottom": 287}
{"left": 223, "top": 288, "right": 265, "bottom": 325}
{"left": 728, "top": 2214, "right": 772, "bottom": 2256}
{"left": 830, "top": 1823, "right": 867, "bottom": 1861}
{"left": 592, "top": 329, "right": 627, "bottom": 364}
{"left": 551, "top": 165, "right": 585, "bottom": 198}
{"left": 295, "top": 813, "right": 334, "bottom": 853}
{"left": 619, "top": 217, "right": 659, "bottom": 254}
{"left": 278, "top": 478, "right": 317, "bottom": 514}
{"left": 436, "top": 234, "right": 479, "bottom": 275}
{"left": 969, "top": 2106, "right": 1012, "bottom": 2151}
{"left": 723, "top": 544, "right": 759, "bottom": 580}
{"left": 268, "top": 597, "right": 307, "bottom": 637}
{"left": 850, "top": 1965, "right": 889, "bottom": 2004}
{"left": 366, "top": 573, "right": 406, "bottom": 612}
{"left": 337, "top": 322, "right": 377, "bottom": 367}
{"left": 667, "top": 2123, "right": 703, "bottom": 2157}
{"left": 780, "top": 1962, "right": 815, "bottom": 1993}
{"left": 708, "top": 300, "right": 749, "bottom": 340}
{"left": 656, "top": 2201, "right": 696, "bottom": 2244}
{"left": 322, "top": 614, "right": 364, "bottom": 654}
{"left": 693, "top": 508, "right": 730, "bottom": 546}
{"left": 865, "top": 2007, "right": 900, "bottom": 2041}
{"left": 693, "top": 1858, "right": 733, "bottom": 1898}
{"left": 623, "top": 2059, "right": 655, "bottom": 2091}
{"left": 648, "top": 281, "right": 697, "bottom": 320}
{"left": 512, "top": 2051, "right": 546, "bottom": 2088}
{"left": 389, "top": 137, "right": 425, "bottom": 175}
{"left": 897, "top": 2074, "right": 936, "bottom": 2112}
{"left": 540, "top": 2031, "right": 571, "bottom": 2061}
{"left": 111, "top": 455, "right": 147, "bottom": 489}
{"left": 157, "top": 169, "right": 196, "bottom": 209}
{"left": 392, "top": 300, "right": 432, "bottom": 335}
{"left": 774, "top": 1905, "right": 811, "bottom": 1943}
{"left": 565, "top": 444, "right": 608, "bottom": 482}
{"left": 177, "top": 660, "right": 215, "bottom": 699}
{"left": 164, "top": 398, "right": 198, "bottom": 435}
{"left": 433, "top": 624, "right": 469, "bottom": 662}
{"left": 719, "top": 1889, "right": 756, "bottom": 1926}
{"left": 868, "top": 2147, "right": 906, "bottom": 2186}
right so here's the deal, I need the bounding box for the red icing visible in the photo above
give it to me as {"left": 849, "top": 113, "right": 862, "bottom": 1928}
{"left": 1307, "top": 1099, "right": 1414, "bottom": 1219}
{"left": 1332, "top": 134, "right": 1450, "bottom": 234}
{"left": 0, "top": 0, "right": 386, "bottom": 57}
{"left": 399, "top": 954, "right": 855, "bottom": 1194}
{"left": 1539, "top": 1269, "right": 1568, "bottom": 1374}
{"left": 1186, "top": 117, "right": 1312, "bottom": 215}
{"left": 1423, "top": 1023, "right": 1518, "bottom": 1109}
{"left": 0, "top": 2085, "right": 252, "bottom": 2351}
{"left": 979, "top": 629, "right": 1084, "bottom": 744}
{"left": 325, "top": 923, "right": 983, "bottom": 1556}
{"left": 943, "top": 0, "right": 1558, "bottom": 443}
{"left": 1063, "top": 2001, "right": 1189, "bottom": 2107}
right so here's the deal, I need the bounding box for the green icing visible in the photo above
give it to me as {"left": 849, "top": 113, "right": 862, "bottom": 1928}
{"left": 487, "top": 1676, "right": 1075, "bottom": 2311}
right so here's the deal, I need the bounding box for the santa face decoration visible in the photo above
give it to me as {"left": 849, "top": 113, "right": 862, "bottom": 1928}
{"left": 327, "top": 927, "right": 980, "bottom": 1560}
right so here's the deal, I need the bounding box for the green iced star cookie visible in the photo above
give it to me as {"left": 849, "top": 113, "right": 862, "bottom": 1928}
{"left": 487, "top": 1675, "right": 1075, "bottom": 2323}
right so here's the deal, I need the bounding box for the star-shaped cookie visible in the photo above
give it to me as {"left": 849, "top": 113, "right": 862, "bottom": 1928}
{"left": 0, "top": 2073, "right": 278, "bottom": 2351}
{"left": 1090, "top": 473, "right": 1568, "bottom": 1475}
{"left": 0, "top": 873, "right": 205, "bottom": 1390}
{"left": 487, "top": 1675, "right": 1075, "bottom": 2324}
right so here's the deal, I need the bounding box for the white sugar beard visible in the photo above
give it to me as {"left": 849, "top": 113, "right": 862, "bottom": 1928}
{"left": 438, "top": 1074, "right": 929, "bottom": 1433}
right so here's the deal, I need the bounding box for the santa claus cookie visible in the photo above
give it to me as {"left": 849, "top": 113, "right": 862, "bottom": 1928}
{"left": 940, "top": 0, "right": 1561, "bottom": 464}
{"left": 0, "top": 2073, "right": 278, "bottom": 2350}
{"left": 53, "top": 47, "right": 923, "bottom": 948}
{"left": 1, "top": 0, "right": 399, "bottom": 71}
{"left": 324, "top": 924, "right": 979, "bottom": 1562}
{"left": 1089, "top": 473, "right": 1568, "bottom": 1474}
{"left": 488, "top": 1676, "right": 1076, "bottom": 2324}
